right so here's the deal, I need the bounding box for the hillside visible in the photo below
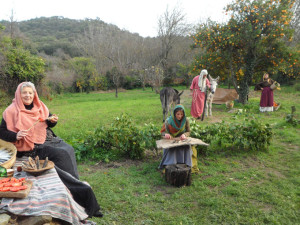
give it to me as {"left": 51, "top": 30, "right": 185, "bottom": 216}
{"left": 0, "top": 16, "right": 137, "bottom": 57}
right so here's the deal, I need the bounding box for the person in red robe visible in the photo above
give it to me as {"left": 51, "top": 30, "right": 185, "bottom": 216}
{"left": 190, "top": 70, "right": 211, "bottom": 119}
{"left": 254, "top": 73, "right": 280, "bottom": 112}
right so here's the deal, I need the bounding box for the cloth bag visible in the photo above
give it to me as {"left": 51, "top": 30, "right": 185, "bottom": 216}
{"left": 191, "top": 146, "right": 199, "bottom": 173}
{"left": 270, "top": 81, "right": 280, "bottom": 90}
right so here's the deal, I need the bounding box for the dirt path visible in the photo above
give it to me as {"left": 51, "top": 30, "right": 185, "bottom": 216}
{"left": 180, "top": 89, "right": 224, "bottom": 123}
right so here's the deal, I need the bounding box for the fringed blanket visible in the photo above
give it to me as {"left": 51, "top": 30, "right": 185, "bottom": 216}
{"left": 0, "top": 158, "right": 95, "bottom": 225}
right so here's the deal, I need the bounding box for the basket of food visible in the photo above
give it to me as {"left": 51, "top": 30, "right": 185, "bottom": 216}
{"left": 0, "top": 139, "right": 17, "bottom": 169}
{"left": 22, "top": 156, "right": 54, "bottom": 176}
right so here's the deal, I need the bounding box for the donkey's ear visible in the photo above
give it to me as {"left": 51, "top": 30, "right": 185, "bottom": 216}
{"left": 179, "top": 91, "right": 184, "bottom": 96}
{"left": 216, "top": 76, "right": 220, "bottom": 82}
{"left": 208, "top": 74, "right": 212, "bottom": 81}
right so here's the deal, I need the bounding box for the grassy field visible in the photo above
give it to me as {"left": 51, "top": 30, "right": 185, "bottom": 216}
{"left": 1, "top": 85, "right": 299, "bottom": 224}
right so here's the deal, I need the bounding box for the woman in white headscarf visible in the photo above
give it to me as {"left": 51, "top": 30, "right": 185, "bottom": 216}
{"left": 190, "top": 70, "right": 211, "bottom": 119}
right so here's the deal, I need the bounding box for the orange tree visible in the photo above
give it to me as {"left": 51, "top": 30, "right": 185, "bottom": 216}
{"left": 191, "top": 0, "right": 298, "bottom": 104}
{"left": 191, "top": 20, "right": 244, "bottom": 89}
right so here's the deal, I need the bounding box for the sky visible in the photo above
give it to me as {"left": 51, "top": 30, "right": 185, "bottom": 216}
{"left": 0, "top": 0, "right": 233, "bottom": 37}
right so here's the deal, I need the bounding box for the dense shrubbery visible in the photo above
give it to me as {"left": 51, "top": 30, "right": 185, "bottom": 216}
{"left": 0, "top": 90, "right": 11, "bottom": 107}
{"left": 293, "top": 82, "right": 300, "bottom": 92}
{"left": 74, "top": 114, "right": 161, "bottom": 162}
{"left": 73, "top": 113, "right": 273, "bottom": 162}
{"left": 285, "top": 106, "right": 299, "bottom": 127}
{"left": 0, "top": 37, "right": 45, "bottom": 94}
{"left": 189, "top": 117, "right": 273, "bottom": 155}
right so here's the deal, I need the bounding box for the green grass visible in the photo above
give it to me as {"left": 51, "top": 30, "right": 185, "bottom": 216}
{"left": 43, "top": 88, "right": 163, "bottom": 140}
{"left": 0, "top": 86, "right": 299, "bottom": 224}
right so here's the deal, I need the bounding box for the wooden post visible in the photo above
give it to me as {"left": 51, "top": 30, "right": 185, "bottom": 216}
{"left": 165, "top": 164, "right": 191, "bottom": 187}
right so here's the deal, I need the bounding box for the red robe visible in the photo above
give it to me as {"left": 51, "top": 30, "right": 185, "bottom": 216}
{"left": 255, "top": 79, "right": 274, "bottom": 108}
{"left": 190, "top": 75, "right": 211, "bottom": 118}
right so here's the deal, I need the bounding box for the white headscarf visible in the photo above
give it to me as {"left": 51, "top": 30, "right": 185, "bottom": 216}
{"left": 198, "top": 69, "right": 208, "bottom": 92}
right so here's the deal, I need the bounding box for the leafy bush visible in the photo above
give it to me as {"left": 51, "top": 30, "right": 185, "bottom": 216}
{"left": 293, "top": 82, "right": 300, "bottom": 92}
{"left": 109, "top": 114, "right": 146, "bottom": 159}
{"left": 80, "top": 114, "right": 160, "bottom": 162}
{"left": 285, "top": 106, "right": 299, "bottom": 127}
{"left": 74, "top": 114, "right": 273, "bottom": 161}
{"left": 48, "top": 81, "right": 65, "bottom": 94}
{"left": 123, "top": 75, "right": 139, "bottom": 90}
{"left": 0, "top": 90, "right": 11, "bottom": 107}
{"left": 189, "top": 117, "right": 273, "bottom": 155}
{"left": 1, "top": 37, "right": 45, "bottom": 94}
{"left": 140, "top": 123, "right": 161, "bottom": 155}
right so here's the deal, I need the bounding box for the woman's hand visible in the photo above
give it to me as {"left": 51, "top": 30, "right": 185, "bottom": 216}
{"left": 180, "top": 134, "right": 187, "bottom": 140}
{"left": 164, "top": 133, "right": 172, "bottom": 139}
{"left": 49, "top": 114, "right": 58, "bottom": 123}
{"left": 16, "top": 130, "right": 28, "bottom": 140}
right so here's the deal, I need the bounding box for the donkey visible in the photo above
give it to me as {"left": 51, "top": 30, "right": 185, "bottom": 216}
{"left": 160, "top": 87, "right": 184, "bottom": 122}
{"left": 205, "top": 75, "right": 220, "bottom": 117}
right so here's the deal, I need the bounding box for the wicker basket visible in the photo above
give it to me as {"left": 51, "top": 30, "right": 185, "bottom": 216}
{"left": 0, "top": 139, "right": 17, "bottom": 169}
{"left": 23, "top": 160, "right": 54, "bottom": 176}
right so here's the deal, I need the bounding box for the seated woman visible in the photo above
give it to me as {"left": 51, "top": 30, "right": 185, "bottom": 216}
{"left": 159, "top": 104, "right": 199, "bottom": 173}
{"left": 0, "top": 82, "right": 102, "bottom": 218}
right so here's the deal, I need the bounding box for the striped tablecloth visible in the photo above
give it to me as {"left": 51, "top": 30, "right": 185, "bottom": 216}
{"left": 0, "top": 158, "right": 95, "bottom": 225}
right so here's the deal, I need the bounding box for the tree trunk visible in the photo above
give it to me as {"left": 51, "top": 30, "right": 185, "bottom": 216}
{"left": 155, "top": 86, "right": 160, "bottom": 94}
{"left": 165, "top": 164, "right": 191, "bottom": 187}
{"left": 115, "top": 86, "right": 118, "bottom": 98}
{"left": 228, "top": 60, "right": 234, "bottom": 89}
{"left": 238, "top": 80, "right": 249, "bottom": 104}
{"left": 238, "top": 51, "right": 256, "bottom": 104}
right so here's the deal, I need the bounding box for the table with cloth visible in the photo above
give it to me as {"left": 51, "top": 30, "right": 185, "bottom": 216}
{"left": 0, "top": 158, "right": 95, "bottom": 225}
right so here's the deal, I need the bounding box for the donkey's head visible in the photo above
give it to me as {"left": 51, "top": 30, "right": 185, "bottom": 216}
{"left": 173, "top": 89, "right": 184, "bottom": 104}
{"left": 208, "top": 75, "right": 219, "bottom": 94}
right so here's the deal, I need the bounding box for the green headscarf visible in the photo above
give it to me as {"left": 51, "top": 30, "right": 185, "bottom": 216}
{"left": 165, "top": 104, "right": 186, "bottom": 137}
